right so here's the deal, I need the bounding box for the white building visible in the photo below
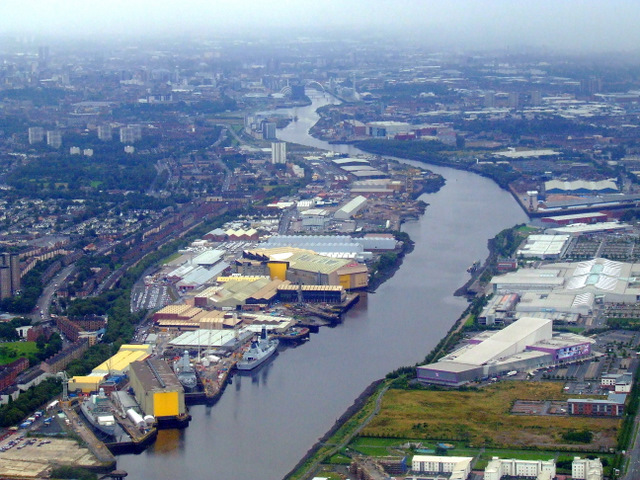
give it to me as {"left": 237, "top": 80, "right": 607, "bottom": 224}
{"left": 484, "top": 457, "right": 555, "bottom": 480}
{"left": 271, "top": 141, "right": 287, "bottom": 164}
{"left": 97, "top": 124, "right": 112, "bottom": 141}
{"left": 46, "top": 130, "right": 62, "bottom": 148}
{"left": 28, "top": 126, "right": 45, "bottom": 144}
{"left": 412, "top": 455, "right": 472, "bottom": 479}
{"left": 572, "top": 457, "right": 603, "bottom": 480}
{"left": 334, "top": 195, "right": 367, "bottom": 220}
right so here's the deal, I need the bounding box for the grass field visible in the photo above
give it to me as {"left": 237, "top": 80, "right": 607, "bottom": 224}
{"left": 0, "top": 341, "right": 37, "bottom": 365}
{"left": 362, "top": 382, "right": 620, "bottom": 449}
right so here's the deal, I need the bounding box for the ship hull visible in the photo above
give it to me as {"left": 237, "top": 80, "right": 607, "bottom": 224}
{"left": 236, "top": 342, "right": 278, "bottom": 371}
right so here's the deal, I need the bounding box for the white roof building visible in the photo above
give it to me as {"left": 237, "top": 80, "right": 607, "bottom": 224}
{"left": 517, "top": 234, "right": 570, "bottom": 259}
{"left": 334, "top": 196, "right": 367, "bottom": 220}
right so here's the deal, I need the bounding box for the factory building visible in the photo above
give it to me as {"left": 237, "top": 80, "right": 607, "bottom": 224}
{"left": 128, "top": 358, "right": 186, "bottom": 423}
{"left": 493, "top": 258, "right": 640, "bottom": 304}
{"left": 411, "top": 455, "right": 472, "bottom": 479}
{"left": 300, "top": 209, "right": 329, "bottom": 229}
{"left": 545, "top": 179, "right": 618, "bottom": 194}
{"left": 260, "top": 234, "right": 396, "bottom": 255}
{"left": 242, "top": 248, "right": 368, "bottom": 289}
{"left": 334, "top": 195, "right": 367, "bottom": 220}
{"left": 484, "top": 457, "right": 555, "bottom": 480}
{"left": 417, "top": 317, "right": 594, "bottom": 386}
{"left": 516, "top": 234, "right": 570, "bottom": 259}
{"left": 544, "top": 221, "right": 631, "bottom": 236}
{"left": 91, "top": 344, "right": 152, "bottom": 376}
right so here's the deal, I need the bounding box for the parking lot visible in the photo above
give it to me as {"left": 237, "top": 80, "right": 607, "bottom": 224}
{"left": 0, "top": 435, "right": 101, "bottom": 478}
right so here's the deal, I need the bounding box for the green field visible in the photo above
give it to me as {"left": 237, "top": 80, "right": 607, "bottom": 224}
{"left": 0, "top": 341, "right": 37, "bottom": 365}
{"left": 362, "top": 382, "right": 620, "bottom": 450}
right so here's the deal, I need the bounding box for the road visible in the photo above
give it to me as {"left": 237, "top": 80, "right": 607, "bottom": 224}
{"left": 623, "top": 412, "right": 640, "bottom": 479}
{"left": 33, "top": 264, "right": 75, "bottom": 323}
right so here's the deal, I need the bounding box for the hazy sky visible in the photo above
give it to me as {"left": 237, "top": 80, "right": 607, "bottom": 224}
{"left": 2, "top": 0, "right": 639, "bottom": 52}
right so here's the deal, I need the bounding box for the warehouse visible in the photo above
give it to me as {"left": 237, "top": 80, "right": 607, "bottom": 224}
{"left": 191, "top": 249, "right": 225, "bottom": 267}
{"left": 418, "top": 322, "right": 594, "bottom": 387}
{"left": 544, "top": 221, "right": 631, "bottom": 236}
{"left": 515, "top": 291, "right": 594, "bottom": 316}
{"left": 242, "top": 248, "right": 369, "bottom": 289}
{"left": 334, "top": 196, "right": 367, "bottom": 220}
{"left": 492, "top": 258, "right": 640, "bottom": 303}
{"left": 175, "top": 262, "right": 230, "bottom": 291}
{"left": 545, "top": 179, "right": 618, "bottom": 194}
{"left": 168, "top": 329, "right": 245, "bottom": 351}
{"left": 516, "top": 234, "right": 570, "bottom": 259}
{"left": 92, "top": 344, "right": 152, "bottom": 376}
{"left": 332, "top": 157, "right": 370, "bottom": 168}
{"left": 128, "top": 358, "right": 187, "bottom": 424}
{"left": 491, "top": 269, "right": 565, "bottom": 293}
{"left": 417, "top": 317, "right": 553, "bottom": 386}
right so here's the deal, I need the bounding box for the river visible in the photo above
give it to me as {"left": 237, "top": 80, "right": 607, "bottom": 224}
{"left": 117, "top": 92, "right": 528, "bottom": 479}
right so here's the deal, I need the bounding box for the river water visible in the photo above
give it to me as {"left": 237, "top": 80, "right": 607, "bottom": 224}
{"left": 117, "top": 93, "right": 528, "bottom": 479}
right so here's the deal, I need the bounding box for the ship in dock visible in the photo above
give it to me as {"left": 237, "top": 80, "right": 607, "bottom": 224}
{"left": 173, "top": 350, "right": 198, "bottom": 392}
{"left": 272, "top": 326, "right": 310, "bottom": 344}
{"left": 237, "top": 327, "right": 279, "bottom": 371}
{"left": 79, "top": 388, "right": 117, "bottom": 437}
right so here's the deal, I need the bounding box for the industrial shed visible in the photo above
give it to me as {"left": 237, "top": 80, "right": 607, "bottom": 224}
{"left": 128, "top": 358, "right": 186, "bottom": 421}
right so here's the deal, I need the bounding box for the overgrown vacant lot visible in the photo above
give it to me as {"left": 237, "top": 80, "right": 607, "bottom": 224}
{"left": 362, "top": 382, "right": 620, "bottom": 450}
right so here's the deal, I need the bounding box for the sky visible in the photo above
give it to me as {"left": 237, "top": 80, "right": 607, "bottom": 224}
{"left": 1, "top": 0, "right": 639, "bottom": 52}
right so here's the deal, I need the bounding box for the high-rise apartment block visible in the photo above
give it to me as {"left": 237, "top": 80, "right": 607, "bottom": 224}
{"left": 271, "top": 141, "right": 287, "bottom": 164}
{"left": 120, "top": 124, "right": 142, "bottom": 143}
{"left": 0, "top": 253, "right": 20, "bottom": 299}
{"left": 46, "top": 130, "right": 62, "bottom": 148}
{"left": 98, "top": 124, "right": 113, "bottom": 141}
{"left": 28, "top": 127, "right": 45, "bottom": 144}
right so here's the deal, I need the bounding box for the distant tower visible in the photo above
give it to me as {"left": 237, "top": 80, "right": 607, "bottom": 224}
{"left": 484, "top": 92, "right": 496, "bottom": 108}
{"left": 98, "top": 124, "right": 113, "bottom": 141}
{"left": 46, "top": 130, "right": 62, "bottom": 148}
{"left": 508, "top": 92, "right": 520, "bottom": 109}
{"left": 271, "top": 141, "right": 287, "bottom": 164}
{"left": 531, "top": 90, "right": 542, "bottom": 106}
{"left": 119, "top": 125, "right": 141, "bottom": 143}
{"left": 28, "top": 127, "right": 45, "bottom": 144}
{"left": 0, "top": 253, "right": 20, "bottom": 297}
{"left": 0, "top": 267, "right": 10, "bottom": 300}
{"left": 262, "top": 122, "right": 277, "bottom": 140}
{"left": 38, "top": 46, "right": 50, "bottom": 65}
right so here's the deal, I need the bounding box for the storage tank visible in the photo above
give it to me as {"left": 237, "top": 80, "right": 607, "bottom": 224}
{"left": 144, "top": 415, "right": 155, "bottom": 426}
{"left": 127, "top": 408, "right": 145, "bottom": 428}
